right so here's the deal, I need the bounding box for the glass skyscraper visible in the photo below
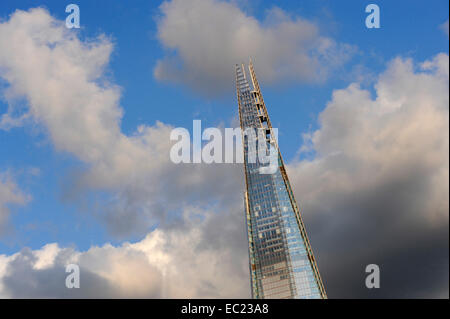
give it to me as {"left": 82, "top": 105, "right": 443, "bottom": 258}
{"left": 236, "top": 61, "right": 327, "bottom": 299}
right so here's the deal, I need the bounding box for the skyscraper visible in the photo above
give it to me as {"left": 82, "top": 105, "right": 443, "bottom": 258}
{"left": 236, "top": 61, "right": 327, "bottom": 299}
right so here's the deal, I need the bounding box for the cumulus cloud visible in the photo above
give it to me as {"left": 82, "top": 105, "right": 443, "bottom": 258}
{"left": 0, "top": 206, "right": 249, "bottom": 298}
{"left": 288, "top": 53, "right": 449, "bottom": 298}
{"left": 154, "top": 0, "right": 356, "bottom": 95}
{"left": 0, "top": 8, "right": 242, "bottom": 237}
{"left": 0, "top": 172, "right": 29, "bottom": 235}
{"left": 0, "top": 7, "right": 248, "bottom": 294}
{"left": 0, "top": 7, "right": 448, "bottom": 299}
{"left": 2, "top": 51, "right": 447, "bottom": 298}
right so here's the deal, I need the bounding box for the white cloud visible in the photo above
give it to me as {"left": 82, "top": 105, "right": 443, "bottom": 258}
{"left": 0, "top": 172, "right": 30, "bottom": 234}
{"left": 154, "top": 0, "right": 356, "bottom": 95}
{"left": 0, "top": 206, "right": 249, "bottom": 298}
{"left": 0, "top": 8, "right": 242, "bottom": 236}
{"left": 0, "top": 6, "right": 248, "bottom": 292}
{"left": 289, "top": 53, "right": 449, "bottom": 224}
{"left": 0, "top": 8, "right": 160, "bottom": 179}
{"left": 32, "top": 243, "right": 61, "bottom": 270}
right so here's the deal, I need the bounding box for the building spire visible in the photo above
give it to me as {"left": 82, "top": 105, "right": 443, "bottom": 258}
{"left": 236, "top": 61, "right": 327, "bottom": 299}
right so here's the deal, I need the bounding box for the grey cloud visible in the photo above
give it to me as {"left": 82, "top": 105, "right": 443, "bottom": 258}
{"left": 0, "top": 8, "right": 249, "bottom": 239}
{"left": 288, "top": 53, "right": 449, "bottom": 298}
{"left": 154, "top": 0, "right": 356, "bottom": 96}
{"left": 2, "top": 248, "right": 123, "bottom": 298}
{"left": 0, "top": 204, "right": 249, "bottom": 298}
{"left": 1, "top": 7, "right": 448, "bottom": 299}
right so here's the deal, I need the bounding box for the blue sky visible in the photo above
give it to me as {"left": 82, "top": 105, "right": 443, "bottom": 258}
{"left": 0, "top": 0, "right": 448, "bottom": 298}
{"left": 0, "top": 0, "right": 447, "bottom": 251}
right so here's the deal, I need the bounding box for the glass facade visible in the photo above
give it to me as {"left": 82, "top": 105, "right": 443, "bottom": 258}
{"left": 236, "top": 62, "right": 327, "bottom": 299}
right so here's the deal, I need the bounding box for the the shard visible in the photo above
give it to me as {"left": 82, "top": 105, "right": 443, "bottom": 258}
{"left": 236, "top": 61, "right": 327, "bottom": 299}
